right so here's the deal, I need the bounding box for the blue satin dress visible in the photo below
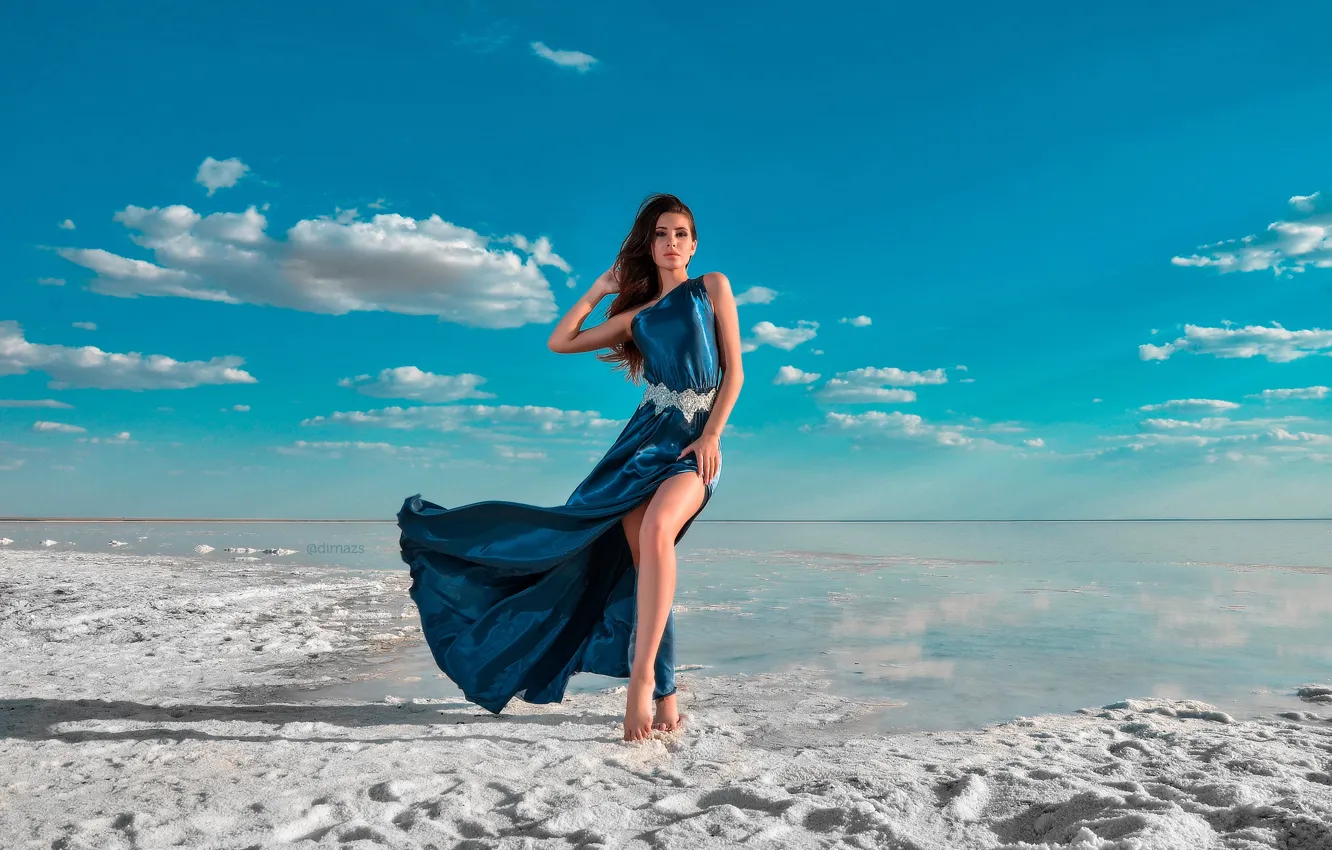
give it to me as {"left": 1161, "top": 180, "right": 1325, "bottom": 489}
{"left": 397, "top": 275, "right": 722, "bottom": 714}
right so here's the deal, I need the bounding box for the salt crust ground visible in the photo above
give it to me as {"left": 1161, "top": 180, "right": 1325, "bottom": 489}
{"left": 1, "top": 550, "right": 1330, "bottom": 850}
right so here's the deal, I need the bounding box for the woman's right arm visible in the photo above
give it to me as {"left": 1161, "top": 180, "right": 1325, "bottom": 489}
{"left": 547, "top": 269, "right": 635, "bottom": 354}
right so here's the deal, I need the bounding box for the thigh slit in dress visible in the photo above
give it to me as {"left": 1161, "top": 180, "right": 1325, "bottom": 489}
{"left": 397, "top": 275, "right": 723, "bottom": 713}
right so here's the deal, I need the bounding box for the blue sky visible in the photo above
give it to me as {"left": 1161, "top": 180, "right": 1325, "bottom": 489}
{"left": 3, "top": 1, "right": 1331, "bottom": 519}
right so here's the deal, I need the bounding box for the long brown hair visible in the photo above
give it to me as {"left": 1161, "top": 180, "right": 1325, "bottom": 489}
{"left": 597, "top": 193, "right": 697, "bottom": 382}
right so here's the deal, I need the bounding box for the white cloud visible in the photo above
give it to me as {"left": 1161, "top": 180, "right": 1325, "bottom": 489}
{"left": 1142, "top": 417, "right": 1233, "bottom": 430}
{"left": 32, "top": 421, "right": 85, "bottom": 433}
{"left": 1023, "top": 438, "right": 1045, "bottom": 448}
{"left": 499, "top": 234, "right": 572, "bottom": 273}
{"left": 1290, "top": 192, "right": 1321, "bottom": 213}
{"left": 954, "top": 365, "right": 968, "bottom": 371}
{"left": 0, "top": 399, "right": 73, "bottom": 409}
{"left": 1205, "top": 450, "right": 1267, "bottom": 464}
{"left": 1171, "top": 190, "right": 1331, "bottom": 275}
{"left": 340, "top": 366, "right": 495, "bottom": 402}
{"left": 455, "top": 26, "right": 512, "bottom": 53}
{"left": 734, "top": 285, "right": 777, "bottom": 306}
{"left": 530, "top": 41, "right": 598, "bottom": 72}
{"left": 59, "top": 219, "right": 76, "bottom": 230}
{"left": 0, "top": 320, "right": 257, "bottom": 390}
{"left": 495, "top": 445, "right": 547, "bottom": 460}
{"left": 820, "top": 384, "right": 916, "bottom": 404}
{"left": 37, "top": 277, "right": 65, "bottom": 286}
{"left": 1138, "top": 398, "right": 1239, "bottom": 412}
{"left": 1140, "top": 323, "right": 1332, "bottom": 363}
{"left": 1269, "top": 428, "right": 1332, "bottom": 446}
{"left": 71, "top": 321, "right": 96, "bottom": 331}
{"left": 302, "top": 403, "right": 619, "bottom": 434}
{"left": 843, "top": 367, "right": 946, "bottom": 387}
{"left": 825, "top": 410, "right": 973, "bottom": 447}
{"left": 815, "top": 366, "right": 946, "bottom": 404}
{"left": 230, "top": 404, "right": 250, "bottom": 412}
{"left": 274, "top": 440, "right": 442, "bottom": 458}
{"left": 741, "top": 320, "right": 818, "bottom": 353}
{"left": 773, "top": 365, "right": 820, "bottom": 385}
{"left": 1142, "top": 415, "right": 1308, "bottom": 432}
{"left": 1247, "top": 386, "right": 1329, "bottom": 401}
{"left": 839, "top": 315, "right": 872, "bottom": 327}
{"left": 196, "top": 156, "right": 250, "bottom": 196}
{"left": 78, "top": 431, "right": 132, "bottom": 445}
{"left": 58, "top": 203, "right": 565, "bottom": 329}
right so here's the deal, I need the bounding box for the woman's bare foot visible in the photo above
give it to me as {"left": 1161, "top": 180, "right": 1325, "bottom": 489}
{"left": 652, "top": 693, "right": 686, "bottom": 732}
{"left": 623, "top": 677, "right": 654, "bottom": 741}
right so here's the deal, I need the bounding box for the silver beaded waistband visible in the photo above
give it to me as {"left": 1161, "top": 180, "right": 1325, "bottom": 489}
{"left": 639, "top": 382, "right": 717, "bottom": 425}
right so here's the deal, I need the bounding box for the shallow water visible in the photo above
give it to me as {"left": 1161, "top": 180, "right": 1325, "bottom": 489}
{"left": 5, "top": 519, "right": 1329, "bottom": 731}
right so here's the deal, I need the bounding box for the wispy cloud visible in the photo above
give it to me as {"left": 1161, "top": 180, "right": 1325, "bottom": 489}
{"left": 454, "top": 24, "right": 512, "bottom": 53}
{"left": 734, "top": 286, "right": 777, "bottom": 306}
{"left": 71, "top": 321, "right": 96, "bottom": 331}
{"left": 57, "top": 200, "right": 565, "bottom": 329}
{"left": 0, "top": 320, "right": 256, "bottom": 390}
{"left": 78, "top": 431, "right": 133, "bottom": 445}
{"left": 32, "top": 421, "right": 85, "bottom": 433}
{"left": 58, "top": 219, "right": 75, "bottom": 230}
{"left": 531, "top": 41, "right": 598, "bottom": 73}
{"left": 1289, "top": 192, "right": 1321, "bottom": 213}
{"left": 195, "top": 156, "right": 249, "bottom": 196}
{"left": 1138, "top": 398, "right": 1239, "bottom": 412}
{"left": 1140, "top": 323, "right": 1332, "bottom": 363}
{"left": 37, "top": 277, "right": 64, "bottom": 286}
{"left": 773, "top": 365, "right": 820, "bottom": 385}
{"left": 740, "top": 320, "right": 818, "bottom": 352}
{"left": 823, "top": 410, "right": 974, "bottom": 447}
{"left": 275, "top": 440, "right": 445, "bottom": 459}
{"left": 1270, "top": 428, "right": 1332, "bottom": 446}
{"left": 839, "top": 315, "right": 872, "bottom": 327}
{"left": 815, "top": 366, "right": 947, "bottom": 403}
{"left": 0, "top": 399, "right": 73, "bottom": 409}
{"left": 1142, "top": 417, "right": 1234, "bottom": 430}
{"left": 302, "top": 403, "right": 619, "bottom": 434}
{"left": 1171, "top": 189, "right": 1331, "bottom": 275}
{"left": 339, "top": 366, "right": 496, "bottom": 403}
{"left": 1247, "top": 386, "right": 1329, "bottom": 401}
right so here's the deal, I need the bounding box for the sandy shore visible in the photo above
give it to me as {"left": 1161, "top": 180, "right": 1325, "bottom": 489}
{"left": 2, "top": 549, "right": 1330, "bottom": 849}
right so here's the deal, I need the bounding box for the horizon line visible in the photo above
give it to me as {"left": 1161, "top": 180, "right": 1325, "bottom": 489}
{"left": 2, "top": 516, "right": 1331, "bottom": 524}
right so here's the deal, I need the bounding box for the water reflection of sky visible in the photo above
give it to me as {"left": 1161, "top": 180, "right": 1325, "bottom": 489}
{"left": 4, "top": 520, "right": 1330, "bottom": 732}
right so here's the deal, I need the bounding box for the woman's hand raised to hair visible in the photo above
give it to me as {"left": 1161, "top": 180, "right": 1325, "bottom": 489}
{"left": 591, "top": 266, "right": 621, "bottom": 300}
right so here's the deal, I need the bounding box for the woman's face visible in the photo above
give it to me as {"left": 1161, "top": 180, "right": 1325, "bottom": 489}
{"left": 651, "top": 211, "right": 696, "bottom": 271}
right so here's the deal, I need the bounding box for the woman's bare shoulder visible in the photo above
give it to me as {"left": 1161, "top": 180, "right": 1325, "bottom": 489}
{"left": 701, "top": 271, "right": 732, "bottom": 296}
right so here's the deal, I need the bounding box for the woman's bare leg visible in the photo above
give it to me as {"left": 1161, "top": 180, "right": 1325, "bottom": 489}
{"left": 623, "top": 472, "right": 705, "bottom": 741}
{"left": 622, "top": 501, "right": 683, "bottom": 733}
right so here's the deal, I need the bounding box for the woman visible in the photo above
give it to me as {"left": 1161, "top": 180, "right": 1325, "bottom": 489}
{"left": 397, "top": 193, "right": 744, "bottom": 741}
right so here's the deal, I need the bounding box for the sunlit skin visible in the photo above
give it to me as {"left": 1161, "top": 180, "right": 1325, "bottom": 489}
{"left": 546, "top": 211, "right": 745, "bottom": 741}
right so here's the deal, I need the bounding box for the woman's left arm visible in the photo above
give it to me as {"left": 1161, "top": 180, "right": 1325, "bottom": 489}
{"left": 678, "top": 271, "right": 744, "bottom": 485}
{"left": 702, "top": 271, "right": 745, "bottom": 439}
